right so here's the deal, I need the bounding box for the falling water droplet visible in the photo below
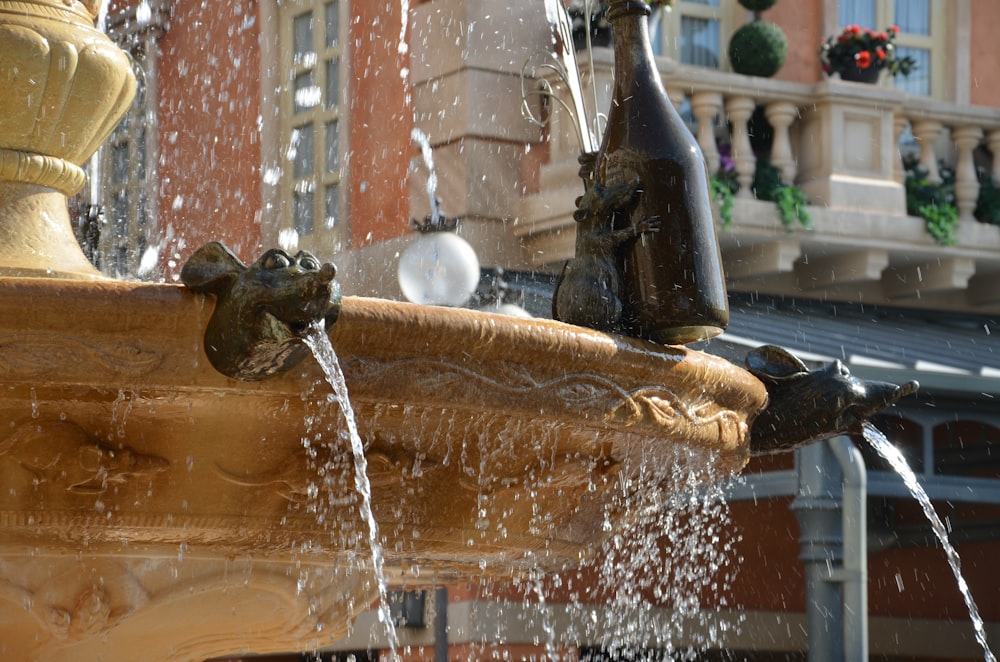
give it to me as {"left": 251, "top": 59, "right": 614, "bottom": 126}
{"left": 136, "top": 0, "right": 152, "bottom": 25}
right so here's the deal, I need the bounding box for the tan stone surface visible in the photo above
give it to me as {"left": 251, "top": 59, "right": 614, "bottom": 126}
{"left": 0, "top": 279, "right": 766, "bottom": 660}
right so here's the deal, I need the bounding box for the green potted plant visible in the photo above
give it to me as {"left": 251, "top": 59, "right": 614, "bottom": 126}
{"left": 728, "top": 0, "right": 787, "bottom": 78}
{"left": 819, "top": 24, "right": 917, "bottom": 83}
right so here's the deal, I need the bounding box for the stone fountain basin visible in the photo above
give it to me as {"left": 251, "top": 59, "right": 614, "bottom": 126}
{"left": 0, "top": 278, "right": 766, "bottom": 661}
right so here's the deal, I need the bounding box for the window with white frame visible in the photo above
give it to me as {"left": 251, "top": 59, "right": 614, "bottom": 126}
{"left": 650, "top": 1, "right": 735, "bottom": 69}
{"left": 278, "top": 0, "right": 347, "bottom": 252}
{"left": 839, "top": 0, "right": 945, "bottom": 97}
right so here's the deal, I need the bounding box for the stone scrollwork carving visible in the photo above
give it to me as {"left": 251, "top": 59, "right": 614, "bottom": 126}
{"left": 348, "top": 356, "right": 748, "bottom": 450}
{"left": 0, "top": 334, "right": 163, "bottom": 378}
{"left": 213, "top": 459, "right": 315, "bottom": 504}
{"left": 0, "top": 419, "right": 169, "bottom": 493}
{"left": 214, "top": 445, "right": 443, "bottom": 503}
{"left": 608, "top": 387, "right": 749, "bottom": 446}
{"left": 68, "top": 584, "right": 113, "bottom": 637}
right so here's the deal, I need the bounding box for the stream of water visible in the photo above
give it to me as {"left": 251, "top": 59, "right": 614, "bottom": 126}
{"left": 863, "top": 422, "right": 996, "bottom": 662}
{"left": 304, "top": 325, "right": 401, "bottom": 661}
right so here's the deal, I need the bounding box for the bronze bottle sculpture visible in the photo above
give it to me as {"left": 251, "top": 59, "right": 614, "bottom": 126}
{"left": 595, "top": 0, "right": 729, "bottom": 344}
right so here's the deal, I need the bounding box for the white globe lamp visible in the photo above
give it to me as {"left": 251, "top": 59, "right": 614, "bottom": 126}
{"left": 398, "top": 214, "right": 480, "bottom": 307}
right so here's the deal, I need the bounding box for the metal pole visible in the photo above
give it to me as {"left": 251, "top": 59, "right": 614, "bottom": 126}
{"left": 792, "top": 441, "right": 845, "bottom": 662}
{"left": 828, "top": 436, "right": 868, "bottom": 662}
{"left": 434, "top": 587, "right": 448, "bottom": 662}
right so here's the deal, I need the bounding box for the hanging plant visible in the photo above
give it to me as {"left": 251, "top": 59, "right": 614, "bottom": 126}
{"left": 903, "top": 157, "right": 960, "bottom": 246}
{"left": 753, "top": 158, "right": 812, "bottom": 231}
{"left": 710, "top": 175, "right": 735, "bottom": 229}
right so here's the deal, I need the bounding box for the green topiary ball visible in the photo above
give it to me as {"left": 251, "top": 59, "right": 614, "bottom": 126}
{"left": 728, "top": 21, "right": 787, "bottom": 78}
{"left": 737, "top": 0, "right": 779, "bottom": 10}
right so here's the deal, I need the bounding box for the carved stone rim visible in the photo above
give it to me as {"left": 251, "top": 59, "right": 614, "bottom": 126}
{"left": 0, "top": 0, "right": 96, "bottom": 25}
{"left": 0, "top": 149, "right": 87, "bottom": 195}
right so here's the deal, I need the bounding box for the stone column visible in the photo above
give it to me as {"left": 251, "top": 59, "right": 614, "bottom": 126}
{"left": 892, "top": 113, "right": 909, "bottom": 184}
{"left": 797, "top": 80, "right": 906, "bottom": 215}
{"left": 691, "top": 91, "right": 723, "bottom": 176}
{"left": 987, "top": 129, "right": 1000, "bottom": 185}
{"left": 911, "top": 119, "right": 944, "bottom": 183}
{"left": 409, "top": 0, "right": 549, "bottom": 269}
{"left": 952, "top": 125, "right": 984, "bottom": 223}
{"left": 765, "top": 101, "right": 799, "bottom": 185}
{"left": 726, "top": 95, "right": 756, "bottom": 198}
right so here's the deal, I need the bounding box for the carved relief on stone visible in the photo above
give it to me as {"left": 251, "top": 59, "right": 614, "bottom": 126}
{"left": 0, "top": 419, "right": 169, "bottom": 493}
{"left": 607, "top": 386, "right": 749, "bottom": 446}
{"left": 67, "top": 584, "right": 112, "bottom": 637}
{"left": 0, "top": 556, "right": 371, "bottom": 661}
{"left": 214, "top": 442, "right": 442, "bottom": 503}
{"left": 346, "top": 356, "right": 750, "bottom": 453}
{"left": 0, "top": 334, "right": 162, "bottom": 379}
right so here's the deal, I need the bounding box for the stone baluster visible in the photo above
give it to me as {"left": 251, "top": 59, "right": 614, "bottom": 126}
{"left": 726, "top": 95, "right": 756, "bottom": 198}
{"left": 893, "top": 113, "right": 910, "bottom": 184}
{"left": 911, "top": 119, "right": 943, "bottom": 183}
{"left": 952, "top": 125, "right": 984, "bottom": 223}
{"left": 987, "top": 129, "right": 1000, "bottom": 184}
{"left": 691, "top": 91, "right": 723, "bottom": 176}
{"left": 666, "top": 85, "right": 686, "bottom": 111}
{"left": 765, "top": 101, "right": 798, "bottom": 185}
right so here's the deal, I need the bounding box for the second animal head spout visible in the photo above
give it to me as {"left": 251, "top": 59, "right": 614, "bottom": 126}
{"left": 746, "top": 345, "right": 919, "bottom": 455}
{"left": 181, "top": 241, "right": 342, "bottom": 382}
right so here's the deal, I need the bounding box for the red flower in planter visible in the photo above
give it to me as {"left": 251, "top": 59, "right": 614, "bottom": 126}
{"left": 819, "top": 24, "right": 917, "bottom": 80}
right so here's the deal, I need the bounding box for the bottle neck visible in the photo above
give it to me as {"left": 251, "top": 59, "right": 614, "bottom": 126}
{"left": 607, "top": 1, "right": 659, "bottom": 90}
{"left": 606, "top": 0, "right": 651, "bottom": 22}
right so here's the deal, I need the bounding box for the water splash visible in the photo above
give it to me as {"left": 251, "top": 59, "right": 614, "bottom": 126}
{"left": 410, "top": 127, "right": 439, "bottom": 223}
{"left": 863, "top": 422, "right": 996, "bottom": 662}
{"left": 492, "top": 444, "right": 740, "bottom": 657}
{"left": 398, "top": 0, "right": 410, "bottom": 57}
{"left": 583, "top": 450, "right": 739, "bottom": 656}
{"left": 304, "top": 325, "right": 401, "bottom": 660}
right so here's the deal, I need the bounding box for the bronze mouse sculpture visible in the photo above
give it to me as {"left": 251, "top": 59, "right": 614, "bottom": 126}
{"left": 181, "top": 241, "right": 342, "bottom": 381}
{"left": 553, "top": 155, "right": 661, "bottom": 333}
{"left": 746, "top": 345, "right": 919, "bottom": 454}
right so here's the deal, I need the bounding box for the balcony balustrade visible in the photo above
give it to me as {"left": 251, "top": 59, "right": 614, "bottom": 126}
{"left": 517, "top": 49, "right": 1000, "bottom": 315}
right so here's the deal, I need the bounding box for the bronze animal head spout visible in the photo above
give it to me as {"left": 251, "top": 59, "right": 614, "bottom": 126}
{"left": 746, "top": 345, "right": 919, "bottom": 455}
{"left": 181, "top": 241, "right": 342, "bottom": 381}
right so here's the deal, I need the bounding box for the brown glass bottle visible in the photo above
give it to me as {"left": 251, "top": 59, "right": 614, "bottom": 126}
{"left": 596, "top": 0, "right": 728, "bottom": 344}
